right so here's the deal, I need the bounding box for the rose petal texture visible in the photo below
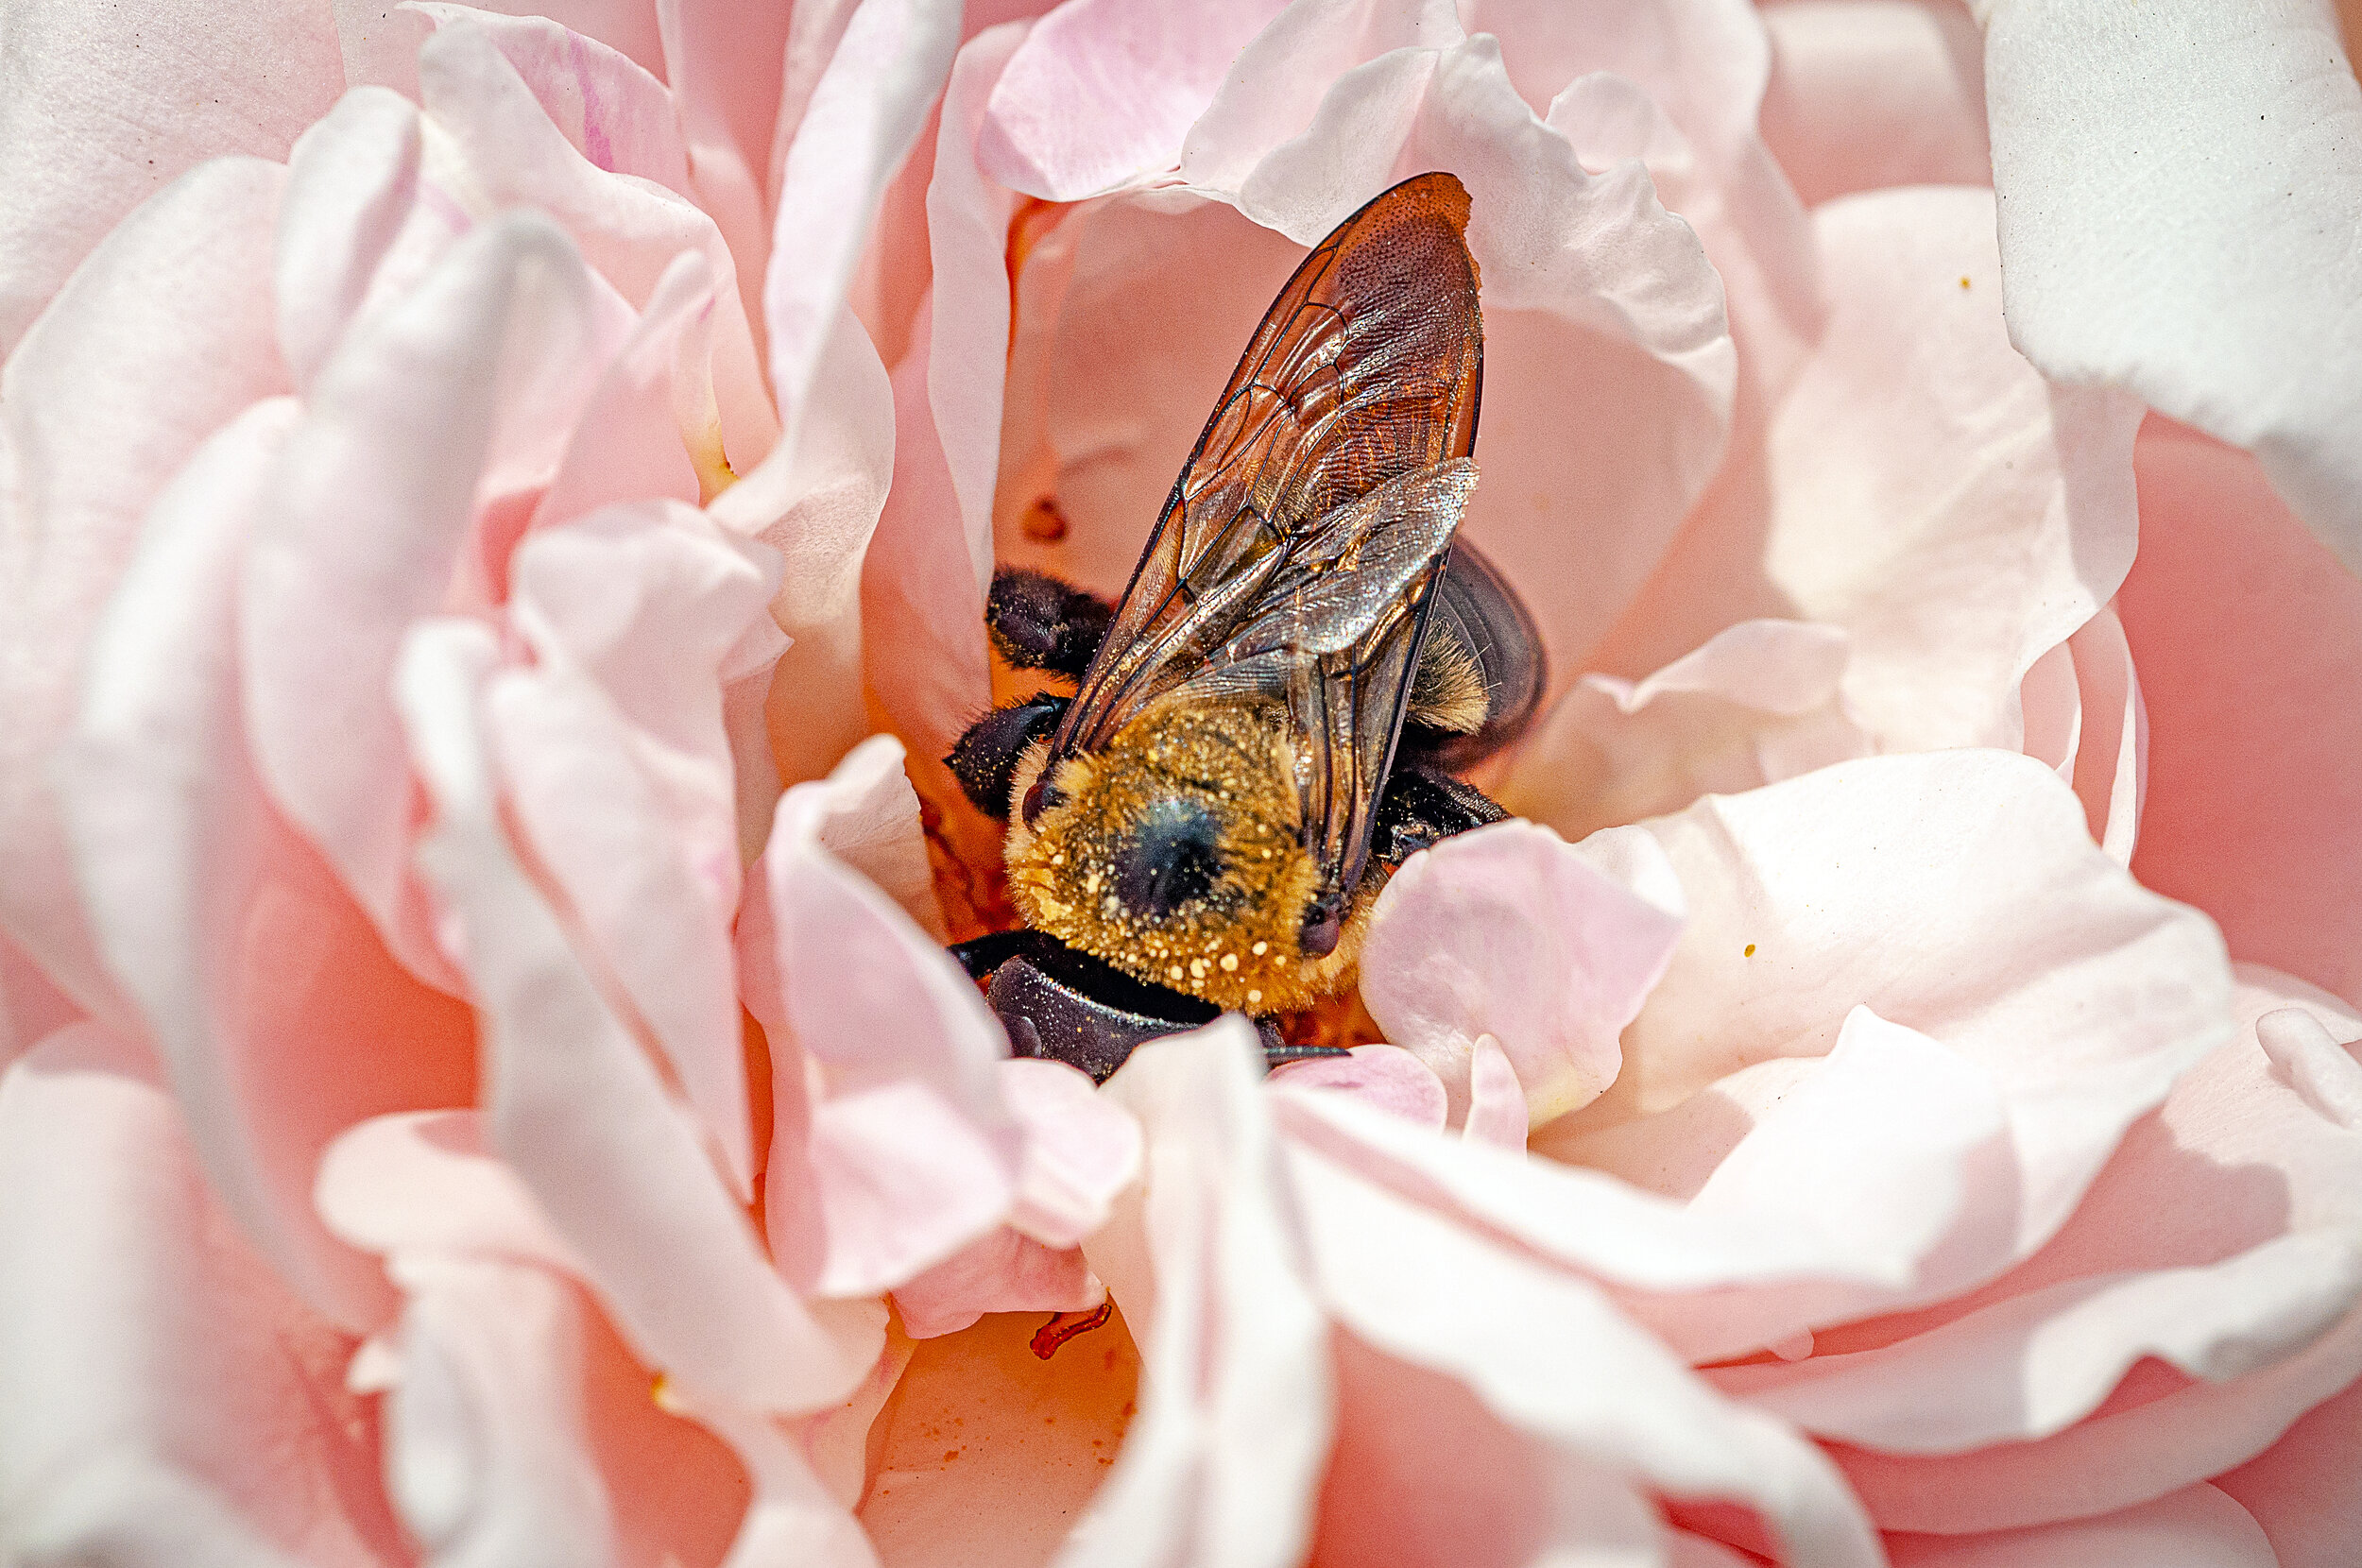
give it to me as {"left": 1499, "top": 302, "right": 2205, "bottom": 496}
{"left": 2121, "top": 420, "right": 2362, "bottom": 1009}
{"left": 318, "top": 1106, "right": 905, "bottom": 1568}
{"left": 1982, "top": 0, "right": 2362, "bottom": 571}
{"left": 742, "top": 737, "right": 1141, "bottom": 1332}
{"left": 396, "top": 617, "right": 882, "bottom": 1415}
{"left": 0, "top": 0, "right": 342, "bottom": 352}
{"left": 1360, "top": 820, "right": 1686, "bottom": 1127}
{"left": 1073, "top": 1022, "right": 1885, "bottom": 1568}
{"left": 0, "top": 1026, "right": 398, "bottom": 1566}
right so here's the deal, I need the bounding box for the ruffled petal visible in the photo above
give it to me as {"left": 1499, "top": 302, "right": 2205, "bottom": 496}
{"left": 1268, "top": 1045, "right": 1451, "bottom": 1133}
{"left": 1757, "top": 186, "right": 2142, "bottom": 753}
{"left": 747, "top": 745, "right": 1021, "bottom": 1299}
{"left": 1983, "top": 0, "right": 2362, "bottom": 571}
{"left": 489, "top": 501, "right": 775, "bottom": 1194}
{"left": 980, "top": 0, "right": 1291, "bottom": 198}
{"left": 394, "top": 618, "right": 880, "bottom": 1413}
{"left": 2120, "top": 422, "right": 2362, "bottom": 1007}
{"left": 1501, "top": 619, "right": 1872, "bottom": 843}
{"left": 0, "top": 1026, "right": 400, "bottom": 1566}
{"left": 1757, "top": 0, "right": 1990, "bottom": 205}
{"left": 1881, "top": 1484, "right": 2275, "bottom": 1568}
{"left": 243, "top": 213, "right": 616, "bottom": 986}
{"left": 1071, "top": 1020, "right": 1332, "bottom": 1568}
{"left": 0, "top": 0, "right": 340, "bottom": 352}
{"left": 1768, "top": 969, "right": 2362, "bottom": 1532}
{"left": 0, "top": 157, "right": 288, "bottom": 1017}
{"left": 61, "top": 400, "right": 474, "bottom": 1330}
{"left": 1361, "top": 821, "right": 1686, "bottom": 1126}
{"left": 1563, "top": 752, "right": 2232, "bottom": 1263}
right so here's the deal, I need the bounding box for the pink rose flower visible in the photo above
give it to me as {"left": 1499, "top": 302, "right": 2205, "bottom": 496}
{"left": 2, "top": 1, "right": 2358, "bottom": 1566}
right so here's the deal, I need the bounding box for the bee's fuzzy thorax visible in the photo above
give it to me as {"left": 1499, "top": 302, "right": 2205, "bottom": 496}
{"left": 1002, "top": 698, "right": 1374, "bottom": 1014}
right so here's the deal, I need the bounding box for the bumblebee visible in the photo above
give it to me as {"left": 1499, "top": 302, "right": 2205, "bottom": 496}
{"left": 947, "top": 171, "right": 1542, "bottom": 1081}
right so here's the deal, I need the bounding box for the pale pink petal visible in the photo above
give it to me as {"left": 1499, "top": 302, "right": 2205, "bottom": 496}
{"left": 0, "top": 157, "right": 288, "bottom": 1019}
{"left": 751, "top": 758, "right": 1020, "bottom": 1298}
{"left": 0, "top": 1025, "right": 400, "bottom": 1566}
{"left": 2064, "top": 604, "right": 2144, "bottom": 864}
{"left": 679, "top": 1399, "right": 879, "bottom": 1568}
{"left": 860, "top": 1311, "right": 1141, "bottom": 1567}
{"left": 244, "top": 212, "right": 614, "bottom": 987}
{"left": 61, "top": 400, "right": 474, "bottom": 1331}
{"left": 2216, "top": 1366, "right": 2362, "bottom": 1568}
{"left": 414, "top": 17, "right": 776, "bottom": 472}
{"left": 1759, "top": 186, "right": 2142, "bottom": 752}
{"left": 318, "top": 1110, "right": 580, "bottom": 1272}
{"left": 1001, "top": 1057, "right": 1143, "bottom": 1246}
{"left": 891, "top": 1229, "right": 1104, "bottom": 1338}
{"left": 379, "top": 1255, "right": 618, "bottom": 1566}
{"left": 1501, "top": 619, "right": 1872, "bottom": 843}
{"left": 412, "top": 4, "right": 691, "bottom": 190}
{"left": 1983, "top": 0, "right": 2362, "bottom": 570}
{"left": 275, "top": 89, "right": 460, "bottom": 395}
{"left": 856, "top": 22, "right": 1026, "bottom": 761}
{"left": 1833, "top": 1308, "right": 2362, "bottom": 1535}
{"left": 718, "top": 301, "right": 898, "bottom": 784}
{"left": 766, "top": 0, "right": 959, "bottom": 448}
{"left": 1555, "top": 751, "right": 2234, "bottom": 1265}
{"left": 334, "top": 0, "right": 669, "bottom": 100}
{"left": 1071, "top": 1020, "right": 1331, "bottom": 1568}
{"left": 1288, "top": 1111, "right": 1883, "bottom": 1566}
{"left": 1309, "top": 1331, "right": 1669, "bottom": 1568}
{"left": 329, "top": 1103, "right": 774, "bottom": 1566}
{"left": 655, "top": 0, "right": 795, "bottom": 353}
{"left": 0, "top": 932, "right": 78, "bottom": 1071}
{"left": 1883, "top": 1484, "right": 2276, "bottom": 1568}
{"left": 1756, "top": 0, "right": 1990, "bottom": 205}
{"left": 1177, "top": 0, "right": 1463, "bottom": 192}
{"left": 491, "top": 502, "right": 775, "bottom": 1193}
{"left": 862, "top": 297, "right": 995, "bottom": 758}
{"left": 0, "top": 0, "right": 341, "bottom": 353}
{"left": 1461, "top": 1036, "right": 1529, "bottom": 1150}
{"left": 1361, "top": 821, "right": 1685, "bottom": 1127}
{"left": 1775, "top": 970, "right": 2362, "bottom": 1531}
{"left": 1269, "top": 1045, "right": 1451, "bottom": 1133}
{"left": 1719, "top": 1234, "right": 2362, "bottom": 1452}
{"left": 532, "top": 249, "right": 710, "bottom": 523}
{"left": 979, "top": 0, "right": 1291, "bottom": 197}
{"left": 1473, "top": 0, "right": 1823, "bottom": 383}
{"left": 395, "top": 618, "right": 881, "bottom": 1414}
{"left": 763, "top": 734, "right": 947, "bottom": 935}
{"left": 2120, "top": 422, "right": 2362, "bottom": 1007}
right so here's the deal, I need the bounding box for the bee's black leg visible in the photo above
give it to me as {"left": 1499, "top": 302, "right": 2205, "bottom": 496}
{"left": 946, "top": 693, "right": 1070, "bottom": 819}
{"left": 1372, "top": 762, "right": 1507, "bottom": 870}
{"left": 986, "top": 568, "right": 1114, "bottom": 680}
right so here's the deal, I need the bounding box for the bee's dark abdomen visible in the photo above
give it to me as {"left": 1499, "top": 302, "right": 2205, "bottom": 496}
{"left": 1403, "top": 539, "right": 1546, "bottom": 772}
{"left": 985, "top": 568, "right": 1115, "bottom": 679}
{"left": 947, "top": 694, "right": 1069, "bottom": 819}
{"left": 951, "top": 929, "right": 1290, "bottom": 1083}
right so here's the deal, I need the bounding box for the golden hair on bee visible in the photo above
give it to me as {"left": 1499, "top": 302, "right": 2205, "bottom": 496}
{"left": 1002, "top": 694, "right": 1376, "bottom": 1014}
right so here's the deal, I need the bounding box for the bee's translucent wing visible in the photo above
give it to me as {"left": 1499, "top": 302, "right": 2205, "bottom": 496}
{"left": 1047, "top": 171, "right": 1484, "bottom": 912}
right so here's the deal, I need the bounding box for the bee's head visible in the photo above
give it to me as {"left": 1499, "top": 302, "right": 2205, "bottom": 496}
{"left": 1001, "top": 700, "right": 1361, "bottom": 1014}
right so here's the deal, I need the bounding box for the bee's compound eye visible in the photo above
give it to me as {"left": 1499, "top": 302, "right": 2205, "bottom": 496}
{"left": 1021, "top": 775, "right": 1065, "bottom": 828}
{"left": 1112, "top": 797, "right": 1223, "bottom": 919}
{"left": 1298, "top": 896, "right": 1344, "bottom": 958}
